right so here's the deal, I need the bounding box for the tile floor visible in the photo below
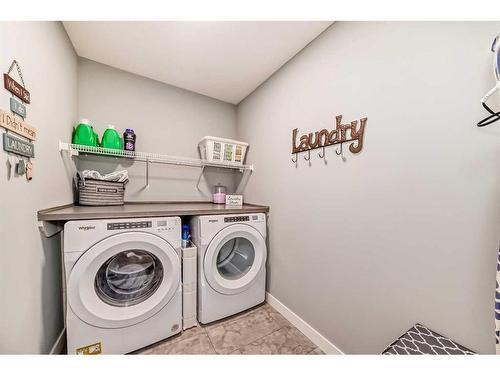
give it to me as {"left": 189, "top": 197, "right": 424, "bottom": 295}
{"left": 136, "top": 303, "right": 325, "bottom": 355}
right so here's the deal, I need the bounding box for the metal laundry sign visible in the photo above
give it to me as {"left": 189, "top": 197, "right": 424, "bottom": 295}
{"left": 291, "top": 115, "right": 367, "bottom": 165}
{"left": 292, "top": 115, "right": 367, "bottom": 154}
{"left": 3, "top": 133, "right": 34, "bottom": 158}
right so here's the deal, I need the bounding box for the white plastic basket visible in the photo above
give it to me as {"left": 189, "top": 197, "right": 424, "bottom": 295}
{"left": 198, "top": 136, "right": 248, "bottom": 165}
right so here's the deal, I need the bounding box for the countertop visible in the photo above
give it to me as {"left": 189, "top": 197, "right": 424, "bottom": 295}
{"left": 37, "top": 201, "right": 270, "bottom": 222}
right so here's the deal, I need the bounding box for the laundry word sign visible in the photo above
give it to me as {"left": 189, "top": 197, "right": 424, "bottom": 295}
{"left": 4, "top": 73, "right": 30, "bottom": 104}
{"left": 0, "top": 108, "right": 36, "bottom": 140}
{"left": 3, "top": 133, "right": 34, "bottom": 158}
{"left": 292, "top": 115, "right": 367, "bottom": 154}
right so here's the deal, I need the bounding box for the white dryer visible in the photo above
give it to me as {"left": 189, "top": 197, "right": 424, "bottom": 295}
{"left": 63, "top": 217, "right": 182, "bottom": 354}
{"left": 190, "top": 213, "right": 267, "bottom": 324}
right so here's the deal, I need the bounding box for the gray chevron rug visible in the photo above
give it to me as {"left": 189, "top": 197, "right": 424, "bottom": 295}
{"left": 383, "top": 323, "right": 474, "bottom": 355}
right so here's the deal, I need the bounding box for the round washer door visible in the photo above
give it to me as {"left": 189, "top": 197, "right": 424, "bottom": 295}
{"left": 204, "top": 224, "right": 266, "bottom": 295}
{"left": 68, "top": 232, "right": 180, "bottom": 329}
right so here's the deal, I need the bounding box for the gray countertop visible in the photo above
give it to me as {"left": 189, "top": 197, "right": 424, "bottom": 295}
{"left": 37, "top": 201, "right": 270, "bottom": 222}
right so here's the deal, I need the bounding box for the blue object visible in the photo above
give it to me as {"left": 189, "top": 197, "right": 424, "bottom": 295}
{"left": 182, "top": 224, "right": 190, "bottom": 248}
{"left": 182, "top": 224, "right": 189, "bottom": 240}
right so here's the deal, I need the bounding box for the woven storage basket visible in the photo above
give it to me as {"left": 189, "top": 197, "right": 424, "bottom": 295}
{"left": 77, "top": 177, "right": 126, "bottom": 206}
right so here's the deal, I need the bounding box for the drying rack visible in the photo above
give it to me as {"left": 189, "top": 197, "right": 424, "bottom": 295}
{"left": 59, "top": 142, "right": 254, "bottom": 190}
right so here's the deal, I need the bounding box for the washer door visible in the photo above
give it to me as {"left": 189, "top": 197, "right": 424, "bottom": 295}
{"left": 68, "top": 232, "right": 180, "bottom": 329}
{"left": 204, "top": 224, "right": 266, "bottom": 295}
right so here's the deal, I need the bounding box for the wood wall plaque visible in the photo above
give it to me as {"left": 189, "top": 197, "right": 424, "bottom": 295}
{"left": 4, "top": 73, "right": 30, "bottom": 103}
{"left": 0, "top": 108, "right": 36, "bottom": 140}
{"left": 10, "top": 97, "right": 26, "bottom": 118}
{"left": 3, "top": 133, "right": 34, "bottom": 158}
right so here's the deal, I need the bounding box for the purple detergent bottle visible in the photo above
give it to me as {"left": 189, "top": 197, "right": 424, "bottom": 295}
{"left": 123, "top": 128, "right": 136, "bottom": 151}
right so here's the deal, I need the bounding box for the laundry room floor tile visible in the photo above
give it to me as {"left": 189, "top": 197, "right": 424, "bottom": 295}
{"left": 141, "top": 331, "right": 215, "bottom": 355}
{"left": 229, "top": 325, "right": 317, "bottom": 355}
{"left": 204, "top": 304, "right": 290, "bottom": 354}
{"left": 136, "top": 326, "right": 205, "bottom": 354}
{"left": 309, "top": 347, "right": 325, "bottom": 354}
{"left": 135, "top": 303, "right": 325, "bottom": 355}
{"left": 201, "top": 302, "right": 268, "bottom": 328}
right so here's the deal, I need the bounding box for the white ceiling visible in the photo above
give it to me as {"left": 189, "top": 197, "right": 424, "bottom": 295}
{"left": 63, "top": 21, "right": 332, "bottom": 104}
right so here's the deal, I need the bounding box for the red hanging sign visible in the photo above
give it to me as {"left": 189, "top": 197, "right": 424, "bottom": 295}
{"left": 4, "top": 73, "right": 30, "bottom": 104}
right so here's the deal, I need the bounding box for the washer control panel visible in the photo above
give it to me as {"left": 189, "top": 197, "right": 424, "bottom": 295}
{"left": 107, "top": 221, "right": 152, "bottom": 230}
{"left": 224, "top": 216, "right": 250, "bottom": 223}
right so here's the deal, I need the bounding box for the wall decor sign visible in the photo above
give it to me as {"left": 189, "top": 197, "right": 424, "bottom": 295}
{"left": 4, "top": 74, "right": 30, "bottom": 103}
{"left": 10, "top": 97, "right": 26, "bottom": 118}
{"left": 2, "top": 60, "right": 34, "bottom": 182}
{"left": 225, "top": 194, "right": 243, "bottom": 207}
{"left": 291, "top": 115, "right": 367, "bottom": 164}
{"left": 3, "top": 133, "right": 34, "bottom": 158}
{"left": 4, "top": 60, "right": 30, "bottom": 103}
{"left": 0, "top": 108, "right": 36, "bottom": 140}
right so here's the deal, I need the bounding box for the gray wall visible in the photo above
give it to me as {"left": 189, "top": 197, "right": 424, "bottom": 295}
{"left": 0, "top": 22, "right": 77, "bottom": 353}
{"left": 237, "top": 22, "right": 500, "bottom": 354}
{"left": 77, "top": 58, "right": 238, "bottom": 201}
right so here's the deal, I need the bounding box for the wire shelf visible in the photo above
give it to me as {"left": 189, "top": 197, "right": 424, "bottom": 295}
{"left": 59, "top": 142, "right": 254, "bottom": 171}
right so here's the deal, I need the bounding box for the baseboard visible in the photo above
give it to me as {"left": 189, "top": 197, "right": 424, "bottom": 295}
{"left": 49, "top": 328, "right": 66, "bottom": 354}
{"left": 266, "top": 293, "right": 343, "bottom": 355}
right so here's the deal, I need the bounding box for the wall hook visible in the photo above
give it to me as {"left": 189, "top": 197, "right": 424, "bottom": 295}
{"left": 335, "top": 142, "right": 343, "bottom": 156}
{"left": 304, "top": 149, "right": 311, "bottom": 161}
{"left": 318, "top": 147, "right": 325, "bottom": 159}
{"left": 291, "top": 153, "right": 298, "bottom": 164}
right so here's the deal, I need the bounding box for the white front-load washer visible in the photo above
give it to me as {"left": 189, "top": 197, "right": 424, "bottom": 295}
{"left": 63, "top": 216, "right": 182, "bottom": 354}
{"left": 190, "top": 213, "right": 267, "bottom": 324}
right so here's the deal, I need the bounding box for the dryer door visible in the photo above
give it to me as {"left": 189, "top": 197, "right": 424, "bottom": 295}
{"left": 204, "top": 224, "right": 267, "bottom": 295}
{"left": 68, "top": 232, "right": 180, "bottom": 329}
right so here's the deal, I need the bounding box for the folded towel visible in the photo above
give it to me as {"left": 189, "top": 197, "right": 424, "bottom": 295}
{"left": 80, "top": 170, "right": 129, "bottom": 183}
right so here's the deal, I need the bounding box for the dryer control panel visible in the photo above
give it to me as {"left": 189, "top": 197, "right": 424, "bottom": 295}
{"left": 223, "top": 215, "right": 263, "bottom": 223}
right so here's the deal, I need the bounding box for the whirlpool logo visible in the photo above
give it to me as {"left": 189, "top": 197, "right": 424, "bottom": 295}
{"left": 78, "top": 225, "right": 96, "bottom": 231}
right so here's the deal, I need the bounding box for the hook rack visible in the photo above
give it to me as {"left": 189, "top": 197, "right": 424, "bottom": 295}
{"left": 291, "top": 139, "right": 354, "bottom": 165}
{"left": 290, "top": 114, "right": 367, "bottom": 167}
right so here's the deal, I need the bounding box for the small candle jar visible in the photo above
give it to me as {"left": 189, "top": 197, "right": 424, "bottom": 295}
{"left": 213, "top": 184, "right": 227, "bottom": 204}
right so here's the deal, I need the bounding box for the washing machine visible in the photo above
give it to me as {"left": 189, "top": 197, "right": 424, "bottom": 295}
{"left": 63, "top": 216, "right": 182, "bottom": 354}
{"left": 190, "top": 213, "right": 267, "bottom": 324}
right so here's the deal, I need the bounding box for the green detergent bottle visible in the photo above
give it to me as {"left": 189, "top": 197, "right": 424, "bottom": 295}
{"left": 101, "top": 125, "right": 123, "bottom": 152}
{"left": 72, "top": 119, "right": 98, "bottom": 147}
